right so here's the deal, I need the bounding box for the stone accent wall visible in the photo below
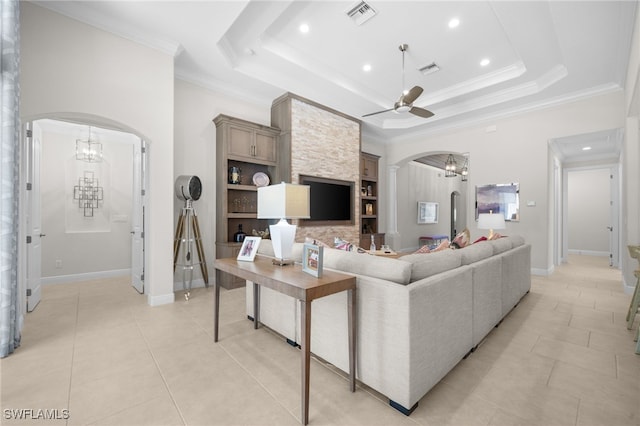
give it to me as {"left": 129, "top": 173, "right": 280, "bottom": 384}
{"left": 289, "top": 98, "right": 361, "bottom": 245}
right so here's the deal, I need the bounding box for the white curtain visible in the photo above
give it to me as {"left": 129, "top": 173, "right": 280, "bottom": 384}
{"left": 0, "top": 0, "right": 22, "bottom": 358}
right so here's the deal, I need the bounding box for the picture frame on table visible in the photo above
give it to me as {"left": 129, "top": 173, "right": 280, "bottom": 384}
{"left": 302, "top": 243, "right": 323, "bottom": 278}
{"left": 237, "top": 236, "right": 261, "bottom": 261}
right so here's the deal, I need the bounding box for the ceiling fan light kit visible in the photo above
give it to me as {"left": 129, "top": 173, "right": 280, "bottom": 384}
{"left": 363, "top": 43, "right": 435, "bottom": 119}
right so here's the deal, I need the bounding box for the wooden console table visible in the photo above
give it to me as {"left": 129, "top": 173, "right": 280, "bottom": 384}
{"left": 213, "top": 256, "right": 357, "bottom": 425}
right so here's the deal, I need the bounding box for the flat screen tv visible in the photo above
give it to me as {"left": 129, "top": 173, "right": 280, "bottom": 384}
{"left": 299, "top": 175, "right": 354, "bottom": 226}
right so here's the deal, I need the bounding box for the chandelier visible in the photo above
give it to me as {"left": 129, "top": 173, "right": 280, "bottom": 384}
{"left": 75, "top": 126, "right": 103, "bottom": 163}
{"left": 444, "top": 154, "right": 457, "bottom": 177}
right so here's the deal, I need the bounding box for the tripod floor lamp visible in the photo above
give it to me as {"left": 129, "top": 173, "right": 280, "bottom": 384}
{"left": 174, "top": 175, "right": 208, "bottom": 300}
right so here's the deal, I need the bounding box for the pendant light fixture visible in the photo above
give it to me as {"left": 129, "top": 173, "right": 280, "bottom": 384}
{"left": 444, "top": 154, "right": 457, "bottom": 177}
{"left": 460, "top": 157, "right": 469, "bottom": 182}
{"left": 75, "top": 126, "right": 103, "bottom": 163}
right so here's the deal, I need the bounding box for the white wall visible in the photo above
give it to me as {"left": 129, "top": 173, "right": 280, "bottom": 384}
{"left": 173, "top": 79, "right": 272, "bottom": 288}
{"left": 381, "top": 91, "right": 625, "bottom": 274}
{"left": 20, "top": 3, "right": 175, "bottom": 305}
{"left": 567, "top": 168, "right": 611, "bottom": 255}
{"left": 622, "top": 8, "right": 640, "bottom": 290}
{"left": 396, "top": 162, "right": 467, "bottom": 250}
{"left": 40, "top": 124, "right": 134, "bottom": 278}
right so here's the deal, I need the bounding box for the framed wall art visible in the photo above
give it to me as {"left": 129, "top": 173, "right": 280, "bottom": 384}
{"left": 417, "top": 201, "right": 439, "bottom": 224}
{"left": 475, "top": 183, "right": 520, "bottom": 221}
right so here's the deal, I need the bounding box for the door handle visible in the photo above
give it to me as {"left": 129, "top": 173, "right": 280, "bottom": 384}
{"left": 607, "top": 226, "right": 613, "bottom": 231}
{"left": 39, "top": 233, "right": 46, "bottom": 237}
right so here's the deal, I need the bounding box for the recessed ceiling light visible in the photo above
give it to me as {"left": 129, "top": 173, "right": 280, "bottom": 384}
{"left": 582, "top": 146, "right": 592, "bottom": 151}
{"left": 299, "top": 23, "right": 310, "bottom": 33}
{"left": 363, "top": 63, "right": 372, "bottom": 72}
{"left": 480, "top": 58, "right": 491, "bottom": 67}
{"left": 448, "top": 18, "right": 460, "bottom": 28}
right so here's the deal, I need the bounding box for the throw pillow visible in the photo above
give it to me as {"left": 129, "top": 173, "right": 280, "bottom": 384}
{"left": 334, "top": 237, "right": 366, "bottom": 253}
{"left": 413, "top": 244, "right": 431, "bottom": 254}
{"left": 433, "top": 239, "right": 450, "bottom": 251}
{"left": 451, "top": 228, "right": 470, "bottom": 248}
{"left": 305, "top": 237, "right": 330, "bottom": 248}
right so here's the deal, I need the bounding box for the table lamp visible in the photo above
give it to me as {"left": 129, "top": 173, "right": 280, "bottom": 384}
{"left": 258, "top": 182, "right": 310, "bottom": 265}
{"left": 477, "top": 211, "right": 506, "bottom": 239}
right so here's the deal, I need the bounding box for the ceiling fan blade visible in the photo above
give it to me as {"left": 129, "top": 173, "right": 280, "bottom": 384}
{"left": 409, "top": 106, "right": 434, "bottom": 118}
{"left": 403, "top": 86, "right": 424, "bottom": 105}
{"left": 362, "top": 108, "right": 395, "bottom": 118}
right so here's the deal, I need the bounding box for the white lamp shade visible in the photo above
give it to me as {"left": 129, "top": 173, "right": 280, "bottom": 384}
{"left": 257, "top": 183, "right": 310, "bottom": 219}
{"left": 477, "top": 213, "right": 506, "bottom": 230}
{"left": 257, "top": 183, "right": 310, "bottom": 263}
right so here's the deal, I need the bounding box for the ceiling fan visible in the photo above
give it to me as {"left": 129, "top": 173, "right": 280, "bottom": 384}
{"left": 363, "top": 44, "right": 434, "bottom": 119}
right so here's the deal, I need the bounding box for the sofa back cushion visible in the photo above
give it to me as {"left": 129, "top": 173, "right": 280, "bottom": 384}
{"left": 322, "top": 248, "right": 412, "bottom": 285}
{"left": 400, "top": 249, "right": 462, "bottom": 281}
{"left": 458, "top": 241, "right": 494, "bottom": 265}
{"left": 507, "top": 235, "right": 525, "bottom": 248}
{"left": 489, "top": 238, "right": 512, "bottom": 255}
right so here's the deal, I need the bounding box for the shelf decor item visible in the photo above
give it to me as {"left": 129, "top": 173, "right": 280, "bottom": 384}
{"left": 228, "top": 166, "right": 241, "bottom": 184}
{"left": 252, "top": 172, "right": 270, "bottom": 187}
{"left": 302, "top": 243, "right": 323, "bottom": 277}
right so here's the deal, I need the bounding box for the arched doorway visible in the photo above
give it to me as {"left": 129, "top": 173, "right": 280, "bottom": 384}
{"left": 21, "top": 115, "right": 148, "bottom": 311}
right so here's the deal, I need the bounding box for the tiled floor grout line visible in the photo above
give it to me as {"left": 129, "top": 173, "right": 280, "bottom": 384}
{"left": 65, "top": 293, "right": 80, "bottom": 426}
{"left": 216, "top": 329, "right": 301, "bottom": 424}
{"left": 132, "top": 310, "right": 188, "bottom": 426}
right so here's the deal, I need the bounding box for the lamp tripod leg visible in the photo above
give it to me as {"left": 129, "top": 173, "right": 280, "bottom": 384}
{"left": 173, "top": 212, "right": 185, "bottom": 272}
{"left": 182, "top": 208, "right": 194, "bottom": 300}
{"left": 191, "top": 213, "right": 209, "bottom": 286}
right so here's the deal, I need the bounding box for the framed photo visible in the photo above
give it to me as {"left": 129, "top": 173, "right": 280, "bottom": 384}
{"left": 417, "top": 201, "right": 438, "bottom": 224}
{"left": 237, "top": 237, "right": 261, "bottom": 261}
{"left": 302, "top": 243, "right": 323, "bottom": 278}
{"left": 475, "top": 183, "right": 520, "bottom": 221}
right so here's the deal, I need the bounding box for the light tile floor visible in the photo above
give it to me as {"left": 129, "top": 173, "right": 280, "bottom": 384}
{"left": 1, "top": 255, "right": 638, "bottom": 425}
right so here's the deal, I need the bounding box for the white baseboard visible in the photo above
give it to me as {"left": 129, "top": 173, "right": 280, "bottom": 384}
{"left": 623, "top": 276, "right": 636, "bottom": 295}
{"left": 147, "top": 292, "right": 175, "bottom": 306}
{"left": 41, "top": 269, "right": 131, "bottom": 286}
{"left": 568, "top": 249, "right": 609, "bottom": 257}
{"left": 531, "top": 266, "right": 554, "bottom": 276}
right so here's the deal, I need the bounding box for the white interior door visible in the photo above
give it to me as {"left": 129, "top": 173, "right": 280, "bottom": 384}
{"left": 26, "top": 122, "right": 42, "bottom": 311}
{"left": 609, "top": 166, "right": 620, "bottom": 267}
{"left": 131, "top": 139, "right": 145, "bottom": 293}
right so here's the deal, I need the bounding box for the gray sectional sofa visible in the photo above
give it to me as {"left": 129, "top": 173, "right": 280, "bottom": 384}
{"left": 245, "top": 236, "right": 531, "bottom": 415}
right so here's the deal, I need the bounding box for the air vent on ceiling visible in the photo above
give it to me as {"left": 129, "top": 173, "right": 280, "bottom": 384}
{"left": 419, "top": 62, "right": 441, "bottom": 75}
{"left": 346, "top": 1, "right": 377, "bottom": 26}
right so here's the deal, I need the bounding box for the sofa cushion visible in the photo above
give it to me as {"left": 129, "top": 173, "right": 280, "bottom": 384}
{"left": 489, "top": 237, "right": 512, "bottom": 255}
{"left": 323, "top": 247, "right": 412, "bottom": 285}
{"left": 400, "top": 249, "right": 462, "bottom": 281}
{"left": 458, "top": 241, "right": 493, "bottom": 265}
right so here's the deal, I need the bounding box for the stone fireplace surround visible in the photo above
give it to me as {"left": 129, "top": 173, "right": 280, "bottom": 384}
{"left": 271, "top": 93, "right": 362, "bottom": 246}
